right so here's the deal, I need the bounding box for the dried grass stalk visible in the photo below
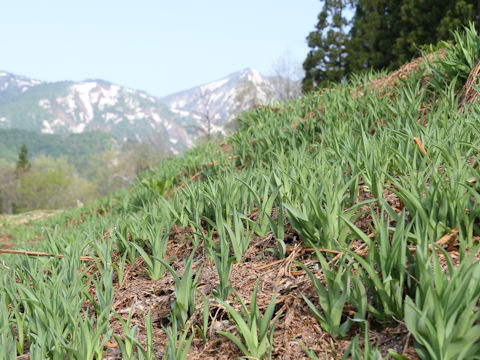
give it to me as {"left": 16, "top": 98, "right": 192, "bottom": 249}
{"left": 458, "top": 60, "right": 480, "bottom": 108}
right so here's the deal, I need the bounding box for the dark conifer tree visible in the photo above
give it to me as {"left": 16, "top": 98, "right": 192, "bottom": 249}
{"left": 346, "top": 0, "right": 407, "bottom": 73}
{"left": 436, "top": 1, "right": 480, "bottom": 41}
{"left": 346, "top": 0, "right": 393, "bottom": 73}
{"left": 392, "top": 0, "right": 449, "bottom": 66}
{"left": 15, "top": 143, "right": 30, "bottom": 175}
{"left": 392, "top": 0, "right": 480, "bottom": 66}
{"left": 302, "top": 0, "right": 355, "bottom": 92}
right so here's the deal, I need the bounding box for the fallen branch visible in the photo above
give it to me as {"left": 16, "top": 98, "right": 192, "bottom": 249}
{"left": 0, "top": 249, "right": 95, "bottom": 261}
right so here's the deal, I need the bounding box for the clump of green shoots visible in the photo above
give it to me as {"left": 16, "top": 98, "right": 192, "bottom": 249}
{"left": 296, "top": 250, "right": 352, "bottom": 338}
{"left": 159, "top": 252, "right": 203, "bottom": 328}
{"left": 216, "top": 279, "right": 280, "bottom": 359}
{"left": 163, "top": 315, "right": 195, "bottom": 360}
{"left": 131, "top": 216, "right": 173, "bottom": 281}
{"left": 405, "top": 245, "right": 480, "bottom": 360}
{"left": 343, "top": 210, "right": 409, "bottom": 323}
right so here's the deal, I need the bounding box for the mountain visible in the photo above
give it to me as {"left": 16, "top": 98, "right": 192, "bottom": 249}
{"left": 0, "top": 69, "right": 300, "bottom": 154}
{"left": 0, "top": 71, "right": 42, "bottom": 100}
{"left": 162, "top": 68, "right": 297, "bottom": 137}
{"left": 0, "top": 72, "right": 193, "bottom": 154}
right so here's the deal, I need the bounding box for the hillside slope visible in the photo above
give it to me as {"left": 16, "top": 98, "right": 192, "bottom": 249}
{"left": 1, "top": 26, "right": 480, "bottom": 359}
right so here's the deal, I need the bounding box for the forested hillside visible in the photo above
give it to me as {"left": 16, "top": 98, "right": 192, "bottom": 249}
{"left": 0, "top": 129, "right": 115, "bottom": 162}
{"left": 1, "top": 25, "right": 480, "bottom": 359}
{"left": 0, "top": 133, "right": 167, "bottom": 214}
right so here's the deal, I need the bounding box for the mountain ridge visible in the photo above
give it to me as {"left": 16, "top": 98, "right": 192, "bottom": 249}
{"left": 0, "top": 68, "right": 299, "bottom": 154}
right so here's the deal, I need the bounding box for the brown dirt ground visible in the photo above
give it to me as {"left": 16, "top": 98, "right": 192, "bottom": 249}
{"left": 102, "top": 228, "right": 421, "bottom": 359}
{"left": 97, "top": 183, "right": 451, "bottom": 360}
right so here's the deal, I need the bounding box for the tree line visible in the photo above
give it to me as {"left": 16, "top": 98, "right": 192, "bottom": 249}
{"left": 0, "top": 142, "right": 167, "bottom": 214}
{"left": 302, "top": 0, "right": 480, "bottom": 91}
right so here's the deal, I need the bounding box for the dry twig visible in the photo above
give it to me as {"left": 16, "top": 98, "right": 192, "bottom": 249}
{"left": 0, "top": 249, "right": 95, "bottom": 261}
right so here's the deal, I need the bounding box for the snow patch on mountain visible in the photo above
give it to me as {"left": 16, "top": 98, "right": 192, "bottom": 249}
{"left": 41, "top": 119, "right": 65, "bottom": 134}
{"left": 152, "top": 114, "right": 162, "bottom": 123}
{"left": 98, "top": 85, "right": 120, "bottom": 109}
{"left": 0, "top": 71, "right": 42, "bottom": 94}
{"left": 38, "top": 99, "right": 51, "bottom": 109}
{"left": 72, "top": 123, "right": 86, "bottom": 133}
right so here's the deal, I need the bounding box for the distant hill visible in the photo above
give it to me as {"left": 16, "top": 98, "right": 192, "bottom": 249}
{"left": 0, "top": 69, "right": 300, "bottom": 157}
{"left": 0, "top": 72, "right": 192, "bottom": 155}
{"left": 0, "top": 128, "right": 116, "bottom": 162}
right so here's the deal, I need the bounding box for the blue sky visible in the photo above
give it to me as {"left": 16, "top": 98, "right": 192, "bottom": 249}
{"left": 0, "top": 1, "right": 321, "bottom": 97}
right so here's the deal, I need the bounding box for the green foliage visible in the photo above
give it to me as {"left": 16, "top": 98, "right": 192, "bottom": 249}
{"left": 284, "top": 171, "right": 374, "bottom": 249}
{"left": 307, "top": 1, "right": 480, "bottom": 87}
{"left": 267, "top": 202, "right": 286, "bottom": 258}
{"left": 341, "top": 324, "right": 388, "bottom": 360}
{"left": 209, "top": 222, "right": 234, "bottom": 301}
{"left": 141, "top": 176, "right": 174, "bottom": 197}
{"left": 392, "top": 1, "right": 479, "bottom": 66}
{"left": 130, "top": 212, "right": 173, "bottom": 281}
{"left": 0, "top": 129, "right": 115, "bottom": 163}
{"left": 0, "top": 135, "right": 169, "bottom": 213}
{"left": 239, "top": 174, "right": 277, "bottom": 238}
{"left": 405, "top": 246, "right": 480, "bottom": 359}
{"left": 195, "top": 290, "right": 210, "bottom": 344}
{"left": 159, "top": 253, "right": 203, "bottom": 328}
{"left": 15, "top": 143, "right": 30, "bottom": 174}
{"left": 346, "top": 0, "right": 397, "bottom": 74}
{"left": 220, "top": 209, "right": 254, "bottom": 263}
{"left": 113, "top": 306, "right": 143, "bottom": 359}
{"left": 344, "top": 211, "right": 409, "bottom": 323}
{"left": 12, "top": 156, "right": 97, "bottom": 212}
{"left": 296, "top": 251, "right": 353, "bottom": 338}
{"left": 302, "top": 0, "right": 354, "bottom": 91}
{"left": 216, "top": 279, "right": 280, "bottom": 359}
{"left": 163, "top": 316, "right": 195, "bottom": 360}
{"left": 427, "top": 22, "right": 480, "bottom": 93}
{"left": 86, "top": 250, "right": 114, "bottom": 319}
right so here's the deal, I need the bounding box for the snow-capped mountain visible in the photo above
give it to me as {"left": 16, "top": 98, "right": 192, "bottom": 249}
{"left": 0, "top": 73, "right": 192, "bottom": 154}
{"left": 0, "top": 69, "right": 300, "bottom": 153}
{"left": 0, "top": 71, "right": 42, "bottom": 98}
{"left": 162, "top": 68, "right": 281, "bottom": 137}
